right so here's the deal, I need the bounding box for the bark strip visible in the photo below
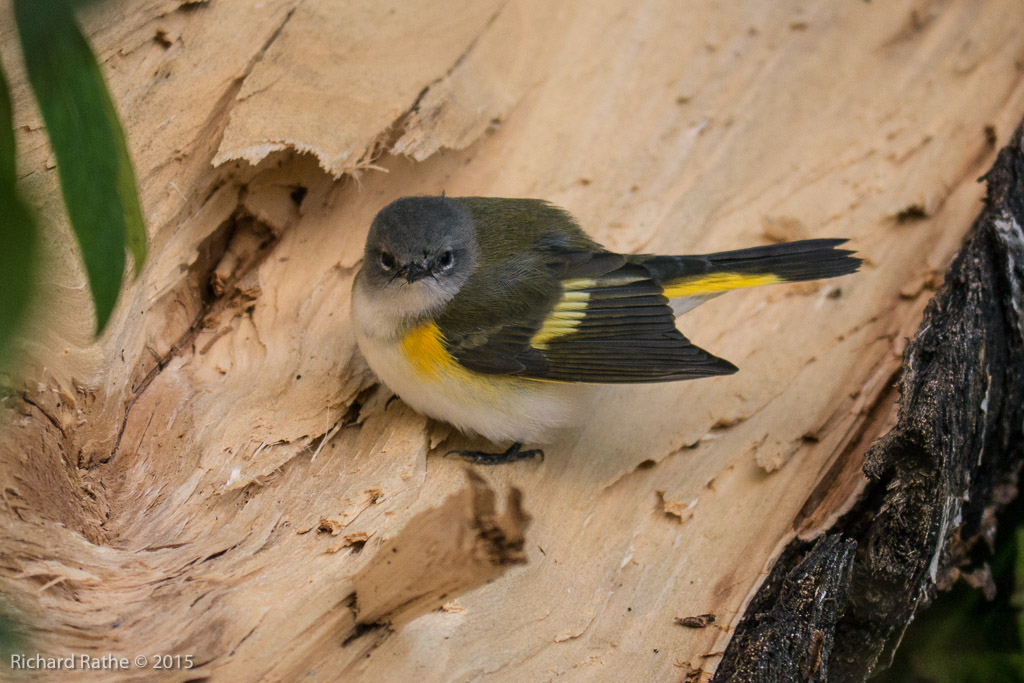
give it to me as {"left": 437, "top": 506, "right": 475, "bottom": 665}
{"left": 715, "top": 117, "right": 1024, "bottom": 681}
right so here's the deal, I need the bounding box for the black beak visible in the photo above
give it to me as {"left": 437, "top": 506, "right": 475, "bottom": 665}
{"left": 402, "top": 263, "right": 429, "bottom": 283}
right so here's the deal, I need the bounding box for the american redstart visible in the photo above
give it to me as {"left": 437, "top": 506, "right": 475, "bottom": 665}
{"left": 351, "top": 196, "right": 861, "bottom": 463}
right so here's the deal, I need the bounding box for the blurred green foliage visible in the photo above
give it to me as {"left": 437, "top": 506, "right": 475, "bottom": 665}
{"left": 0, "top": 64, "right": 38, "bottom": 368}
{"left": 2, "top": 0, "right": 145, "bottom": 656}
{"left": 877, "top": 498, "right": 1024, "bottom": 683}
{"left": 0, "top": 0, "right": 146, "bottom": 368}
{"left": 0, "top": 603, "right": 24, "bottom": 663}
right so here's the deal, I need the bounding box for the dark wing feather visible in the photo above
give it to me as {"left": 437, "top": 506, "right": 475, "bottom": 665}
{"left": 440, "top": 249, "right": 737, "bottom": 384}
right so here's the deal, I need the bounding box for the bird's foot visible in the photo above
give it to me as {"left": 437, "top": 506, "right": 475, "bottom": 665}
{"left": 445, "top": 442, "right": 544, "bottom": 465}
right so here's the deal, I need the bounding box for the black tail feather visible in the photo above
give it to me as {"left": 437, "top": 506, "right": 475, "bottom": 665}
{"left": 641, "top": 238, "right": 862, "bottom": 284}
{"left": 700, "top": 238, "right": 861, "bottom": 282}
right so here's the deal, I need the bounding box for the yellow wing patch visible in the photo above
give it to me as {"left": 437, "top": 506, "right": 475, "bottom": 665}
{"left": 530, "top": 293, "right": 590, "bottom": 349}
{"left": 662, "top": 272, "right": 782, "bottom": 299}
{"left": 529, "top": 276, "right": 655, "bottom": 349}
{"left": 528, "top": 278, "right": 597, "bottom": 349}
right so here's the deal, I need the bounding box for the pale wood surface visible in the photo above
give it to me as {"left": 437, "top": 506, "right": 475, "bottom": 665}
{"left": 2, "top": 0, "right": 1024, "bottom": 680}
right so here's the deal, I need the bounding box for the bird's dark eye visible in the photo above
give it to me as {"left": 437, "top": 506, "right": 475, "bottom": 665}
{"left": 378, "top": 251, "right": 396, "bottom": 271}
{"left": 437, "top": 250, "right": 454, "bottom": 271}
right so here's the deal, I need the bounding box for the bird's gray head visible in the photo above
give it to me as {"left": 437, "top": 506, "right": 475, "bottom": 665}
{"left": 358, "top": 196, "right": 479, "bottom": 319}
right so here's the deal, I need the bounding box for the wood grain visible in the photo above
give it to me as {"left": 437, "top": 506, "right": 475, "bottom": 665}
{"left": 1, "top": 0, "right": 1023, "bottom": 680}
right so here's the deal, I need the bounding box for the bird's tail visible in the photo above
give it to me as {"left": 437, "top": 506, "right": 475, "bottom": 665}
{"left": 641, "top": 238, "right": 860, "bottom": 300}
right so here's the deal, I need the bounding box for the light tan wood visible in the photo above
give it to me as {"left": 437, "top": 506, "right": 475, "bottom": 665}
{"left": 2, "top": 0, "right": 1024, "bottom": 680}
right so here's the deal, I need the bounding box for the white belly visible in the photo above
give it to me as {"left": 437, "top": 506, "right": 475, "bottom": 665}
{"left": 355, "top": 328, "right": 578, "bottom": 444}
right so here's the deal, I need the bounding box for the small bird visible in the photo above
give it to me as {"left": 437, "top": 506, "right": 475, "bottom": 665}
{"left": 351, "top": 196, "right": 860, "bottom": 464}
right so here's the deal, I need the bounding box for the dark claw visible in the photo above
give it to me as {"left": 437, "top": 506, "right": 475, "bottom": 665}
{"left": 444, "top": 442, "right": 544, "bottom": 465}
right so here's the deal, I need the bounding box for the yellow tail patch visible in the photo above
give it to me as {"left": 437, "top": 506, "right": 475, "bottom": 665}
{"left": 662, "top": 272, "right": 782, "bottom": 299}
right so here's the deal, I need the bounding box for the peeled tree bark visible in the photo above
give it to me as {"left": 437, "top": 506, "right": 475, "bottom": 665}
{"left": 1, "top": 1, "right": 1024, "bottom": 681}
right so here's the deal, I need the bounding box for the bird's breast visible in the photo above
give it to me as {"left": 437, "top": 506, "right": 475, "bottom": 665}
{"left": 353, "top": 320, "right": 578, "bottom": 444}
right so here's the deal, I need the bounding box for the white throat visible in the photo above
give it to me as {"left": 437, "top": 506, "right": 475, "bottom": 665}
{"left": 351, "top": 269, "right": 455, "bottom": 341}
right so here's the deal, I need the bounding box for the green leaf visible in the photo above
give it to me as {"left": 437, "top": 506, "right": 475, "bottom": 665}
{"left": 0, "top": 60, "right": 38, "bottom": 366}
{"left": 14, "top": 0, "right": 146, "bottom": 335}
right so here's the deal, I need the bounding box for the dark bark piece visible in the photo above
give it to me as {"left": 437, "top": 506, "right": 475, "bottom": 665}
{"left": 714, "top": 535, "right": 856, "bottom": 682}
{"left": 715, "top": 119, "right": 1024, "bottom": 681}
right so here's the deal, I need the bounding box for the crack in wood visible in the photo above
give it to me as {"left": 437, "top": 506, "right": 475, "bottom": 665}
{"left": 354, "top": 1, "right": 509, "bottom": 171}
